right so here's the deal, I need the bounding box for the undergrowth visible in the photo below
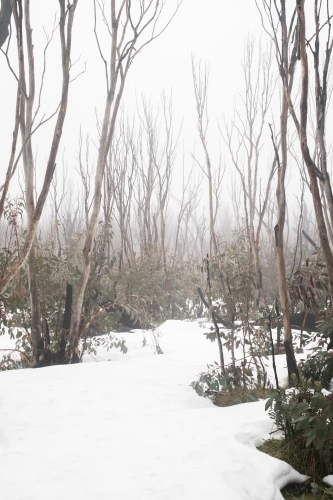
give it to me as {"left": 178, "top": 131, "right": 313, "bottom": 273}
{"left": 260, "top": 438, "right": 333, "bottom": 499}
{"left": 212, "top": 385, "right": 270, "bottom": 407}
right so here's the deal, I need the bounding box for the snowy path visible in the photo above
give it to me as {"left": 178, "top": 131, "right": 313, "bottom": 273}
{"left": 0, "top": 320, "right": 306, "bottom": 500}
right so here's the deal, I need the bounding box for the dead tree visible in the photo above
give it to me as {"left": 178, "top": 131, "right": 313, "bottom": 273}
{"left": 259, "top": 0, "right": 333, "bottom": 293}
{"left": 192, "top": 60, "right": 219, "bottom": 256}
{"left": 0, "top": 0, "right": 79, "bottom": 363}
{"left": 222, "top": 39, "right": 277, "bottom": 309}
{"left": 68, "top": 0, "right": 183, "bottom": 359}
{"left": 257, "top": 0, "right": 299, "bottom": 382}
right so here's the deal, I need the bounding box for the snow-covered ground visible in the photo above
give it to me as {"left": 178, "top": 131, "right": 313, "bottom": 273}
{"left": 0, "top": 320, "right": 313, "bottom": 499}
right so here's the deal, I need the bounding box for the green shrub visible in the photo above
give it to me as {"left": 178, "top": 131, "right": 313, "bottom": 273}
{"left": 298, "top": 352, "right": 333, "bottom": 390}
{"left": 265, "top": 376, "right": 333, "bottom": 480}
{"left": 191, "top": 358, "right": 271, "bottom": 403}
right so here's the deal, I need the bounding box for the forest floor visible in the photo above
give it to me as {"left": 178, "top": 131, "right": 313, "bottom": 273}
{"left": 1, "top": 319, "right": 328, "bottom": 500}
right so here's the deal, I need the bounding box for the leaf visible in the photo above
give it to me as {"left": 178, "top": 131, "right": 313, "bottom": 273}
{"left": 265, "top": 398, "right": 274, "bottom": 411}
{"left": 306, "top": 435, "right": 314, "bottom": 447}
{"left": 293, "top": 415, "right": 309, "bottom": 423}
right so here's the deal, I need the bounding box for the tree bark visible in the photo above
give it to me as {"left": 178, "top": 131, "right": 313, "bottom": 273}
{"left": 17, "top": 0, "right": 42, "bottom": 363}
{"left": 273, "top": 1, "right": 298, "bottom": 383}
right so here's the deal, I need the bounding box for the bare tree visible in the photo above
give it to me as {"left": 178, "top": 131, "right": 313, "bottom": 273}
{"left": 0, "top": 0, "right": 79, "bottom": 363}
{"left": 135, "top": 98, "right": 159, "bottom": 256}
{"left": 109, "top": 111, "right": 137, "bottom": 268}
{"left": 257, "top": 0, "right": 299, "bottom": 381}
{"left": 259, "top": 0, "right": 333, "bottom": 292}
{"left": 192, "top": 60, "right": 218, "bottom": 255}
{"left": 156, "top": 93, "right": 179, "bottom": 278}
{"left": 68, "top": 0, "right": 182, "bottom": 357}
{"left": 296, "top": 0, "right": 333, "bottom": 290}
{"left": 171, "top": 156, "right": 201, "bottom": 268}
{"left": 222, "top": 39, "right": 277, "bottom": 308}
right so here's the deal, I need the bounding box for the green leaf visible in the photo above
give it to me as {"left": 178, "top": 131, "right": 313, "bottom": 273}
{"left": 265, "top": 398, "right": 274, "bottom": 411}
{"left": 306, "top": 435, "right": 314, "bottom": 447}
{"left": 293, "top": 415, "right": 309, "bottom": 423}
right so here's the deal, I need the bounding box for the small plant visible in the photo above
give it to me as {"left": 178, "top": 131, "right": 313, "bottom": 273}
{"left": 80, "top": 332, "right": 128, "bottom": 360}
{"left": 0, "top": 323, "right": 32, "bottom": 371}
{"left": 190, "top": 362, "right": 228, "bottom": 397}
{"left": 191, "top": 358, "right": 271, "bottom": 405}
{"left": 140, "top": 328, "right": 164, "bottom": 354}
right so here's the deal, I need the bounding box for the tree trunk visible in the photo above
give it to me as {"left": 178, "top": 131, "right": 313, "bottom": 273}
{"left": 18, "top": 0, "right": 42, "bottom": 364}
{"left": 274, "top": 1, "right": 298, "bottom": 383}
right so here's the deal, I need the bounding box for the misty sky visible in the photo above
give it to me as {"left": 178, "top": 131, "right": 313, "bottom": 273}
{"left": 1, "top": 0, "right": 290, "bottom": 233}
{"left": 0, "top": 1, "right": 263, "bottom": 169}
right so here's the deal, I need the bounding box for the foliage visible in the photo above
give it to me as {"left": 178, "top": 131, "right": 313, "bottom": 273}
{"left": 0, "top": 214, "right": 201, "bottom": 368}
{"left": 191, "top": 230, "right": 271, "bottom": 404}
{"left": 205, "top": 229, "right": 258, "bottom": 322}
{"left": 80, "top": 332, "right": 128, "bottom": 360}
{"left": 110, "top": 250, "right": 202, "bottom": 326}
{"left": 0, "top": 222, "right": 131, "bottom": 368}
{"left": 265, "top": 375, "right": 333, "bottom": 480}
{"left": 0, "top": 323, "right": 30, "bottom": 370}
{"left": 285, "top": 247, "right": 333, "bottom": 390}
{"left": 190, "top": 362, "right": 228, "bottom": 397}
{"left": 315, "top": 320, "right": 333, "bottom": 387}
{"left": 263, "top": 253, "right": 333, "bottom": 497}
{"left": 289, "top": 250, "right": 329, "bottom": 313}
{"left": 141, "top": 328, "right": 164, "bottom": 354}
{"left": 298, "top": 351, "right": 333, "bottom": 391}
{"left": 191, "top": 358, "right": 270, "bottom": 400}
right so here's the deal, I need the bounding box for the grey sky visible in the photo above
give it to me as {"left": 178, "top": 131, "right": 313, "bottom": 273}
{"left": 0, "top": 0, "right": 270, "bottom": 227}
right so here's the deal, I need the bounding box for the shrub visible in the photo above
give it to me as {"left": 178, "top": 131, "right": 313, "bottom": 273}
{"left": 265, "top": 376, "right": 333, "bottom": 480}
{"left": 298, "top": 351, "right": 333, "bottom": 390}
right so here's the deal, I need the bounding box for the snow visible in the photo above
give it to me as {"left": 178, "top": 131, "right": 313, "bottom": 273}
{"left": 323, "top": 476, "right": 333, "bottom": 487}
{"left": 0, "top": 320, "right": 308, "bottom": 499}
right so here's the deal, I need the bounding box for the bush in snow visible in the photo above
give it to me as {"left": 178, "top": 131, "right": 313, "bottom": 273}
{"left": 265, "top": 375, "right": 333, "bottom": 481}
